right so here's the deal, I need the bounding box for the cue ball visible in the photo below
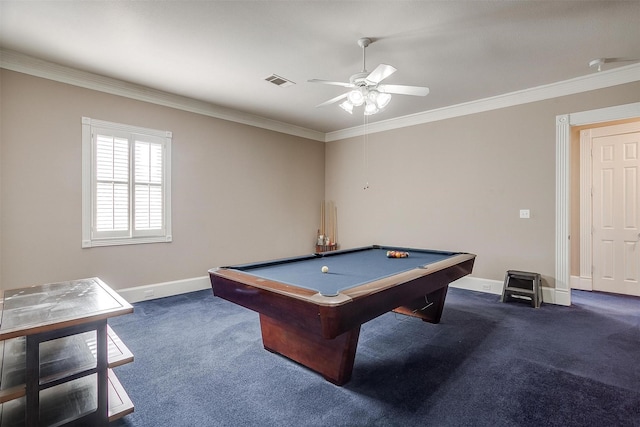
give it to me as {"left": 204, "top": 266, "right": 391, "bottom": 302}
{"left": 321, "top": 266, "right": 329, "bottom": 273}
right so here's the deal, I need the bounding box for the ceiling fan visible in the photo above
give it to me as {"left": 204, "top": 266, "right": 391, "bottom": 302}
{"left": 308, "top": 37, "right": 429, "bottom": 115}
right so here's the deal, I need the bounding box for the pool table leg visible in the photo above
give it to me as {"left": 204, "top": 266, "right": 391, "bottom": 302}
{"left": 393, "top": 285, "right": 449, "bottom": 323}
{"left": 259, "top": 314, "right": 360, "bottom": 386}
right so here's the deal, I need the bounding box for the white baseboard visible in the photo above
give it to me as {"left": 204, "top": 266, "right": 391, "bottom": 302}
{"left": 117, "top": 276, "right": 211, "bottom": 303}
{"left": 450, "top": 276, "right": 504, "bottom": 295}
{"left": 570, "top": 275, "right": 592, "bottom": 291}
{"left": 552, "top": 288, "right": 571, "bottom": 306}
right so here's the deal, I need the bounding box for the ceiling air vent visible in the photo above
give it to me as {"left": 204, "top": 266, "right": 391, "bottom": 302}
{"left": 265, "top": 74, "right": 295, "bottom": 88}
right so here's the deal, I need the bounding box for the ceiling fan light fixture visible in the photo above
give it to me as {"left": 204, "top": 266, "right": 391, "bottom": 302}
{"left": 375, "top": 92, "right": 392, "bottom": 109}
{"left": 339, "top": 100, "right": 354, "bottom": 114}
{"left": 364, "top": 101, "right": 379, "bottom": 116}
{"left": 347, "top": 89, "right": 365, "bottom": 106}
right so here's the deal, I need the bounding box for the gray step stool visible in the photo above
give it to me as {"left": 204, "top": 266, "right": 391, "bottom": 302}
{"left": 501, "top": 270, "right": 542, "bottom": 308}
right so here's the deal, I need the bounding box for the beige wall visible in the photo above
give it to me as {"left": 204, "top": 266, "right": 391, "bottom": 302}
{"left": 0, "top": 70, "right": 325, "bottom": 291}
{"left": 326, "top": 82, "right": 640, "bottom": 286}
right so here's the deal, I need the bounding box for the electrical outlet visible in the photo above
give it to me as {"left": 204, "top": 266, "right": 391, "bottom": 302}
{"left": 519, "top": 209, "right": 530, "bottom": 219}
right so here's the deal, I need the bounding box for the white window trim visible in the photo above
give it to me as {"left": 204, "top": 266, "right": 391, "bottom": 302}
{"left": 82, "top": 117, "right": 172, "bottom": 248}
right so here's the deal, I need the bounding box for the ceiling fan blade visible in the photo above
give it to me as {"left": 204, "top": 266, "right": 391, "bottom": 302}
{"left": 308, "top": 79, "right": 353, "bottom": 88}
{"left": 316, "top": 93, "right": 348, "bottom": 108}
{"left": 378, "top": 84, "right": 430, "bottom": 96}
{"left": 365, "top": 64, "right": 397, "bottom": 85}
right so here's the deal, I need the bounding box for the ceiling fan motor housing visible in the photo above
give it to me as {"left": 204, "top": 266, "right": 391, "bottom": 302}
{"left": 349, "top": 72, "right": 371, "bottom": 86}
{"left": 357, "top": 38, "right": 372, "bottom": 48}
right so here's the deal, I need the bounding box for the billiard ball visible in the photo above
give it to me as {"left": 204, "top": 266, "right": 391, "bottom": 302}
{"left": 321, "top": 266, "right": 329, "bottom": 273}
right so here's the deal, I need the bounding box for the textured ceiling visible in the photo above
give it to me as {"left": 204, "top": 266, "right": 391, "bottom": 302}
{"left": 1, "top": 1, "right": 639, "bottom": 134}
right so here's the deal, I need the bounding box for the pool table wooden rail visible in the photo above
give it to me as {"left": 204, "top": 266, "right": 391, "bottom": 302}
{"left": 211, "top": 253, "right": 474, "bottom": 337}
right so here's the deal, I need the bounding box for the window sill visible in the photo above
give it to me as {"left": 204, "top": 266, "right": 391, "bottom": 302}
{"left": 82, "top": 235, "right": 172, "bottom": 248}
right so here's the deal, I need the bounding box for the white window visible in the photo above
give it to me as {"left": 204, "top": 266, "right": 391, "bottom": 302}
{"left": 82, "top": 117, "right": 172, "bottom": 247}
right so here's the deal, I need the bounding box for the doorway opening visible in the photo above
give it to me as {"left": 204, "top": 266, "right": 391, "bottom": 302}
{"left": 556, "top": 102, "right": 640, "bottom": 306}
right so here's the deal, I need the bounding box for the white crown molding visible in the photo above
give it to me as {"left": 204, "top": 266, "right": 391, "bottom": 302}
{"left": 326, "top": 62, "right": 640, "bottom": 142}
{"left": 0, "top": 49, "right": 325, "bottom": 142}
{"left": 2, "top": 49, "right": 638, "bottom": 143}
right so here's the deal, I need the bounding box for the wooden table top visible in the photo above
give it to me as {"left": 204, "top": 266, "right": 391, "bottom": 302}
{"left": 0, "top": 278, "right": 133, "bottom": 340}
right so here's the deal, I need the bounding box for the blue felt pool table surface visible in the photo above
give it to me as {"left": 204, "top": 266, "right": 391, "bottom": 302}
{"left": 230, "top": 246, "right": 459, "bottom": 296}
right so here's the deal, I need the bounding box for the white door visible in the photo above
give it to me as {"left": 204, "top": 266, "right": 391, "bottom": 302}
{"left": 591, "top": 124, "right": 640, "bottom": 296}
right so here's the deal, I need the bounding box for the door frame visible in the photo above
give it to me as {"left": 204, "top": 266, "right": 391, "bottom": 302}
{"left": 555, "top": 102, "right": 640, "bottom": 306}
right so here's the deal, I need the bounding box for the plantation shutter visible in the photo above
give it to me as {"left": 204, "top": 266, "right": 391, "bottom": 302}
{"left": 134, "top": 139, "right": 164, "bottom": 233}
{"left": 94, "top": 132, "right": 130, "bottom": 237}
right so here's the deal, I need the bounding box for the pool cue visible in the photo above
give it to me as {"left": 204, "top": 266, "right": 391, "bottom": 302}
{"left": 334, "top": 205, "right": 338, "bottom": 246}
{"left": 327, "top": 200, "right": 332, "bottom": 243}
{"left": 331, "top": 202, "right": 336, "bottom": 244}
{"left": 320, "top": 201, "right": 324, "bottom": 237}
{"left": 320, "top": 200, "right": 325, "bottom": 239}
{"left": 330, "top": 201, "right": 334, "bottom": 244}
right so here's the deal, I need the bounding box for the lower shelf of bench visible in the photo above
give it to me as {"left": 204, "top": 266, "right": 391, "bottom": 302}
{"left": 0, "top": 325, "right": 133, "bottom": 403}
{"left": 0, "top": 368, "right": 134, "bottom": 426}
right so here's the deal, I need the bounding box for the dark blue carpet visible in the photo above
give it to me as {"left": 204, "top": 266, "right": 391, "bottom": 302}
{"left": 109, "top": 288, "right": 640, "bottom": 427}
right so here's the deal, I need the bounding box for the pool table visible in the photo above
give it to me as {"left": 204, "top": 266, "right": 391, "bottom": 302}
{"left": 208, "top": 245, "right": 475, "bottom": 385}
